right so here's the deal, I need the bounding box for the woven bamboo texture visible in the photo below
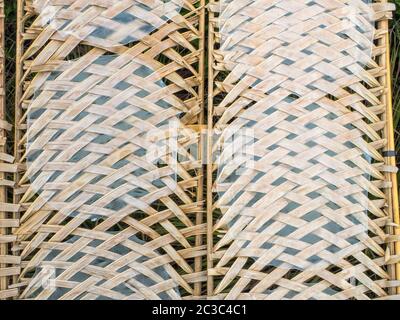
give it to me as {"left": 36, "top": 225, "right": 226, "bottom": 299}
{"left": 13, "top": 0, "right": 206, "bottom": 300}
{"left": 1, "top": 0, "right": 398, "bottom": 300}
{"left": 208, "top": 0, "right": 400, "bottom": 300}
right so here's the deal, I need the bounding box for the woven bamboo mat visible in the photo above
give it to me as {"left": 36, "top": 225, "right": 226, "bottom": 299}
{"left": 13, "top": 0, "right": 206, "bottom": 300}
{"left": 0, "top": 0, "right": 398, "bottom": 300}
{"left": 208, "top": 0, "right": 400, "bottom": 300}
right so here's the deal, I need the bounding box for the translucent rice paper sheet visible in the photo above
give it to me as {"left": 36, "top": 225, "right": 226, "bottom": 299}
{"left": 24, "top": 53, "right": 186, "bottom": 299}
{"left": 24, "top": 1, "right": 189, "bottom": 299}
{"left": 33, "top": 0, "right": 184, "bottom": 46}
{"left": 24, "top": 235, "right": 182, "bottom": 300}
{"left": 215, "top": 0, "right": 374, "bottom": 276}
{"left": 219, "top": 0, "right": 375, "bottom": 89}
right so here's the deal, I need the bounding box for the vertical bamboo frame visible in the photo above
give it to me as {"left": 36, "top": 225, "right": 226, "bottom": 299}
{"left": 206, "top": 1, "right": 215, "bottom": 296}
{"left": 0, "top": 0, "right": 20, "bottom": 300}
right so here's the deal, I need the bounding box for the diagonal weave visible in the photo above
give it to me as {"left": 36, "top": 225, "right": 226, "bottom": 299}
{"left": 209, "top": 0, "right": 399, "bottom": 300}
{"left": 0, "top": 0, "right": 21, "bottom": 300}
{"left": 13, "top": 0, "right": 206, "bottom": 300}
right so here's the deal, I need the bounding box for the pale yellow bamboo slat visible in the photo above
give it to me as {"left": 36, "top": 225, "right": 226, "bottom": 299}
{"left": 208, "top": 0, "right": 400, "bottom": 300}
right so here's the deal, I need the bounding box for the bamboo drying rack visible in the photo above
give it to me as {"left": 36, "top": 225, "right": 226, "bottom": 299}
{"left": 0, "top": 0, "right": 398, "bottom": 300}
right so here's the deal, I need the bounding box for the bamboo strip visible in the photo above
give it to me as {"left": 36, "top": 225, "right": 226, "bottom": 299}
{"left": 0, "top": 0, "right": 19, "bottom": 300}
{"left": 14, "top": 0, "right": 206, "bottom": 300}
{"left": 0, "top": 0, "right": 6, "bottom": 296}
{"left": 5, "top": 0, "right": 399, "bottom": 300}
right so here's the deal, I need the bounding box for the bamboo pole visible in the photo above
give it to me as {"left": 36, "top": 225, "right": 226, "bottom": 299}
{"left": 14, "top": 0, "right": 207, "bottom": 300}
{"left": 12, "top": 0, "right": 25, "bottom": 298}
{"left": 206, "top": 0, "right": 216, "bottom": 298}
{"left": 0, "top": 0, "right": 19, "bottom": 300}
{"left": 194, "top": 0, "right": 206, "bottom": 298}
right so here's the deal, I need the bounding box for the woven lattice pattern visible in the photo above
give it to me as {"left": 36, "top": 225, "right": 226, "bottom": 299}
{"left": 3, "top": 0, "right": 397, "bottom": 300}
{"left": 14, "top": 0, "right": 206, "bottom": 299}
{"left": 32, "top": 0, "right": 184, "bottom": 46}
{"left": 209, "top": 0, "right": 398, "bottom": 300}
